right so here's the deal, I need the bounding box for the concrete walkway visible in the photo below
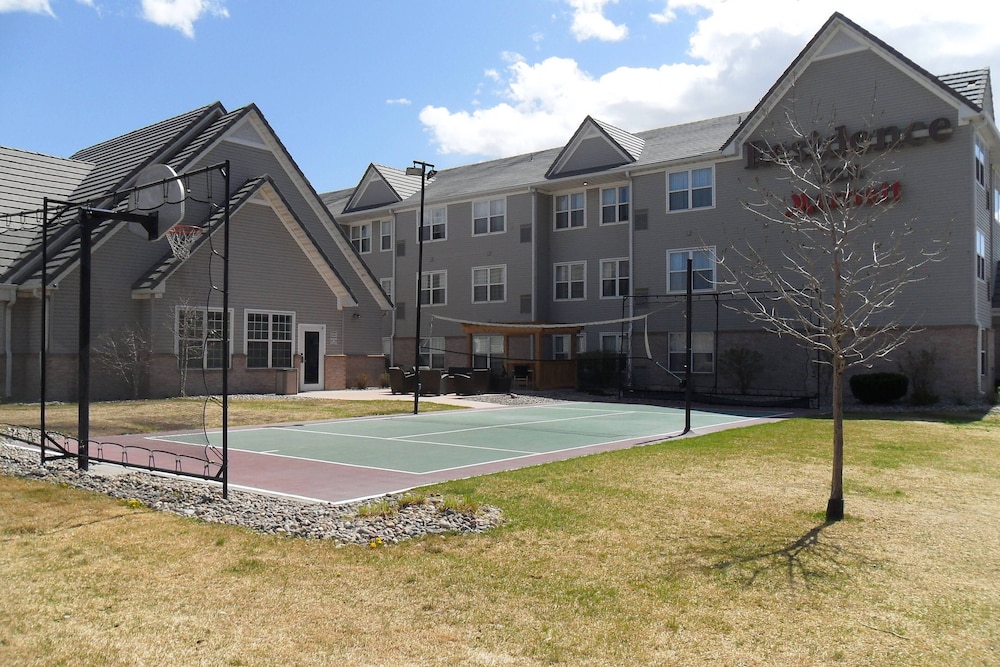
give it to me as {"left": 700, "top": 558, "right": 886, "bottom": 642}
{"left": 297, "top": 388, "right": 505, "bottom": 409}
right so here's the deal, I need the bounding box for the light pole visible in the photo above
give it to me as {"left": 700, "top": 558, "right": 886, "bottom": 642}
{"left": 405, "top": 160, "right": 436, "bottom": 414}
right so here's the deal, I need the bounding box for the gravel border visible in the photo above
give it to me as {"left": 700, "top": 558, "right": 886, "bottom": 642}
{"left": 0, "top": 435, "right": 503, "bottom": 547}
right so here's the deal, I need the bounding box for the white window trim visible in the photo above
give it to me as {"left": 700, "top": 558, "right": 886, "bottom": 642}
{"left": 380, "top": 277, "right": 393, "bottom": 302}
{"left": 553, "top": 260, "right": 587, "bottom": 301}
{"left": 668, "top": 331, "right": 715, "bottom": 374}
{"left": 600, "top": 257, "right": 630, "bottom": 299}
{"left": 419, "top": 336, "right": 446, "bottom": 369}
{"left": 472, "top": 197, "right": 507, "bottom": 236}
{"left": 419, "top": 206, "right": 448, "bottom": 243}
{"left": 419, "top": 269, "right": 448, "bottom": 307}
{"left": 666, "top": 165, "right": 716, "bottom": 213}
{"left": 379, "top": 220, "right": 393, "bottom": 252}
{"left": 554, "top": 191, "right": 587, "bottom": 231}
{"left": 174, "top": 306, "right": 234, "bottom": 369}
{"left": 472, "top": 264, "right": 507, "bottom": 304}
{"left": 975, "top": 139, "right": 987, "bottom": 190}
{"left": 349, "top": 222, "right": 372, "bottom": 254}
{"left": 244, "top": 309, "right": 296, "bottom": 369}
{"left": 976, "top": 230, "right": 987, "bottom": 282}
{"left": 667, "top": 247, "right": 717, "bottom": 294}
{"left": 600, "top": 185, "right": 630, "bottom": 225}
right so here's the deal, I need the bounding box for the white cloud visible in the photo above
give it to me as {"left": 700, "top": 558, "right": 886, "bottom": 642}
{"left": 140, "top": 0, "right": 228, "bottom": 38}
{"left": 420, "top": 0, "right": 1000, "bottom": 159}
{"left": 0, "top": 0, "right": 54, "bottom": 14}
{"left": 566, "top": 0, "right": 627, "bottom": 42}
{"left": 386, "top": 98, "right": 412, "bottom": 106}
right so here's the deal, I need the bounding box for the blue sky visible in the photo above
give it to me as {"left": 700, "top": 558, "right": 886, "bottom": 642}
{"left": 3, "top": 0, "right": 1000, "bottom": 193}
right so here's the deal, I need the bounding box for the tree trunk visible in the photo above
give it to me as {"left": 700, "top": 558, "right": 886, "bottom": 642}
{"left": 827, "top": 354, "right": 845, "bottom": 522}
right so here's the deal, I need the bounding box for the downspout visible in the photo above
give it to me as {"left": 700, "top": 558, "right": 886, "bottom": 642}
{"left": 625, "top": 171, "right": 634, "bottom": 389}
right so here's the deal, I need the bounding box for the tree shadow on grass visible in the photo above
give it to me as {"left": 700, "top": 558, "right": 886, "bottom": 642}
{"left": 706, "top": 521, "right": 874, "bottom": 588}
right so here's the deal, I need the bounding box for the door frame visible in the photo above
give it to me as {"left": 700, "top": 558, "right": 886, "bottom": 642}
{"left": 298, "top": 324, "right": 326, "bottom": 391}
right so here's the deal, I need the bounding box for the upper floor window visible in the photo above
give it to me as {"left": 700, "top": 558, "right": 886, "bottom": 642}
{"left": 554, "top": 261, "right": 586, "bottom": 300}
{"left": 975, "top": 140, "right": 987, "bottom": 189}
{"left": 472, "top": 265, "right": 506, "bottom": 303}
{"left": 668, "top": 167, "right": 714, "bottom": 211}
{"left": 379, "top": 220, "right": 393, "bottom": 251}
{"left": 419, "top": 270, "right": 447, "bottom": 306}
{"left": 600, "top": 258, "right": 629, "bottom": 298}
{"left": 601, "top": 186, "right": 629, "bottom": 224}
{"left": 668, "top": 248, "right": 715, "bottom": 292}
{"left": 473, "top": 198, "right": 506, "bottom": 235}
{"left": 555, "top": 192, "right": 585, "bottom": 229}
{"left": 350, "top": 223, "right": 371, "bottom": 253}
{"left": 246, "top": 311, "right": 293, "bottom": 369}
{"left": 977, "top": 230, "right": 987, "bottom": 281}
{"left": 420, "top": 206, "right": 447, "bottom": 242}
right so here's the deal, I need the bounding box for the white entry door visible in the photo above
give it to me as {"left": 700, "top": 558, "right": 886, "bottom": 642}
{"left": 298, "top": 324, "right": 326, "bottom": 391}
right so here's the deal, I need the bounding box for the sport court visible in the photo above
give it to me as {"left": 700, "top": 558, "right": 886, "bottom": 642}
{"left": 148, "top": 400, "right": 790, "bottom": 503}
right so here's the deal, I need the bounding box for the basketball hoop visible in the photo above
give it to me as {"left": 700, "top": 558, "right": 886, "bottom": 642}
{"left": 166, "top": 225, "right": 203, "bottom": 261}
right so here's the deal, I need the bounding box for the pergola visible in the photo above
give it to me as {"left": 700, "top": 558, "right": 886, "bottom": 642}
{"left": 459, "top": 322, "right": 584, "bottom": 390}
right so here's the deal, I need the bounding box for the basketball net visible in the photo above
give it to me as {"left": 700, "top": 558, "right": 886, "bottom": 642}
{"left": 165, "top": 225, "right": 203, "bottom": 261}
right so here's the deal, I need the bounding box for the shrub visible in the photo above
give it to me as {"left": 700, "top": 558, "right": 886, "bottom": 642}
{"left": 718, "top": 346, "right": 764, "bottom": 394}
{"left": 849, "top": 372, "right": 908, "bottom": 404}
{"left": 898, "top": 348, "right": 939, "bottom": 405}
{"left": 352, "top": 373, "right": 370, "bottom": 390}
{"left": 379, "top": 372, "right": 390, "bottom": 389}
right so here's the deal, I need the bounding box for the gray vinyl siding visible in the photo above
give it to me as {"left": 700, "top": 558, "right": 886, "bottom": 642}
{"left": 184, "top": 136, "right": 384, "bottom": 356}
{"left": 152, "top": 203, "right": 348, "bottom": 356}
{"left": 720, "top": 49, "right": 977, "bottom": 329}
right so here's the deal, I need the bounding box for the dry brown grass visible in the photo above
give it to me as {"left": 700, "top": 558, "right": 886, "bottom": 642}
{"left": 0, "top": 397, "right": 455, "bottom": 436}
{"left": 1, "top": 412, "right": 998, "bottom": 665}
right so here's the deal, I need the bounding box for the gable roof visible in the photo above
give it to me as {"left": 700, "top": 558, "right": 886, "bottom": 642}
{"left": 722, "top": 12, "right": 987, "bottom": 152}
{"left": 340, "top": 164, "right": 425, "bottom": 214}
{"left": 133, "top": 175, "right": 359, "bottom": 307}
{"left": 546, "top": 116, "right": 644, "bottom": 178}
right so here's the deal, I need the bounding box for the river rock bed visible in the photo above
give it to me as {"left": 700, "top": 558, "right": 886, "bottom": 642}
{"left": 0, "top": 437, "right": 502, "bottom": 546}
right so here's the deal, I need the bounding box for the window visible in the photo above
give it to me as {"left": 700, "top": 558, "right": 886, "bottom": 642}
{"left": 601, "top": 258, "right": 629, "bottom": 298}
{"left": 472, "top": 335, "right": 504, "bottom": 371}
{"left": 668, "top": 167, "right": 714, "bottom": 211}
{"left": 420, "top": 206, "right": 447, "bottom": 242}
{"left": 552, "top": 334, "right": 571, "bottom": 360}
{"left": 379, "top": 220, "right": 393, "bottom": 251}
{"left": 246, "top": 311, "right": 293, "bottom": 368}
{"left": 176, "top": 307, "right": 230, "bottom": 369}
{"left": 994, "top": 184, "right": 1000, "bottom": 224}
{"left": 977, "top": 230, "right": 987, "bottom": 281}
{"left": 668, "top": 248, "right": 715, "bottom": 292}
{"left": 419, "top": 336, "right": 445, "bottom": 369}
{"left": 600, "top": 333, "right": 627, "bottom": 354}
{"left": 601, "top": 186, "right": 629, "bottom": 224}
{"left": 975, "top": 140, "right": 987, "bottom": 189}
{"left": 473, "top": 265, "right": 506, "bottom": 303}
{"left": 554, "top": 261, "right": 586, "bottom": 300}
{"left": 349, "top": 223, "right": 371, "bottom": 253}
{"left": 380, "top": 277, "right": 393, "bottom": 301}
{"left": 668, "top": 331, "right": 715, "bottom": 374}
{"left": 555, "top": 192, "right": 585, "bottom": 229}
{"left": 981, "top": 329, "right": 989, "bottom": 377}
{"left": 419, "top": 270, "right": 447, "bottom": 305}
{"left": 473, "top": 198, "right": 505, "bottom": 235}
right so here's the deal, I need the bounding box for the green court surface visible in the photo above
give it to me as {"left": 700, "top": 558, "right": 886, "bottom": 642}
{"left": 152, "top": 402, "right": 782, "bottom": 476}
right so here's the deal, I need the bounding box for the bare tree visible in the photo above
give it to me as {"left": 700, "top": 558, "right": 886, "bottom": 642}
{"left": 94, "top": 324, "right": 150, "bottom": 400}
{"left": 172, "top": 300, "right": 204, "bottom": 397}
{"left": 721, "top": 104, "right": 945, "bottom": 521}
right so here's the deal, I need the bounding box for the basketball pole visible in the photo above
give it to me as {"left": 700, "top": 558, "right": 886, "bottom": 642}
{"left": 75, "top": 207, "right": 158, "bottom": 470}
{"left": 682, "top": 257, "right": 693, "bottom": 435}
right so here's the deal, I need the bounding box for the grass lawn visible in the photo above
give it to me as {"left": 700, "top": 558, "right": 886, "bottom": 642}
{"left": 1, "top": 404, "right": 998, "bottom": 666}
{"left": 0, "top": 396, "right": 456, "bottom": 436}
